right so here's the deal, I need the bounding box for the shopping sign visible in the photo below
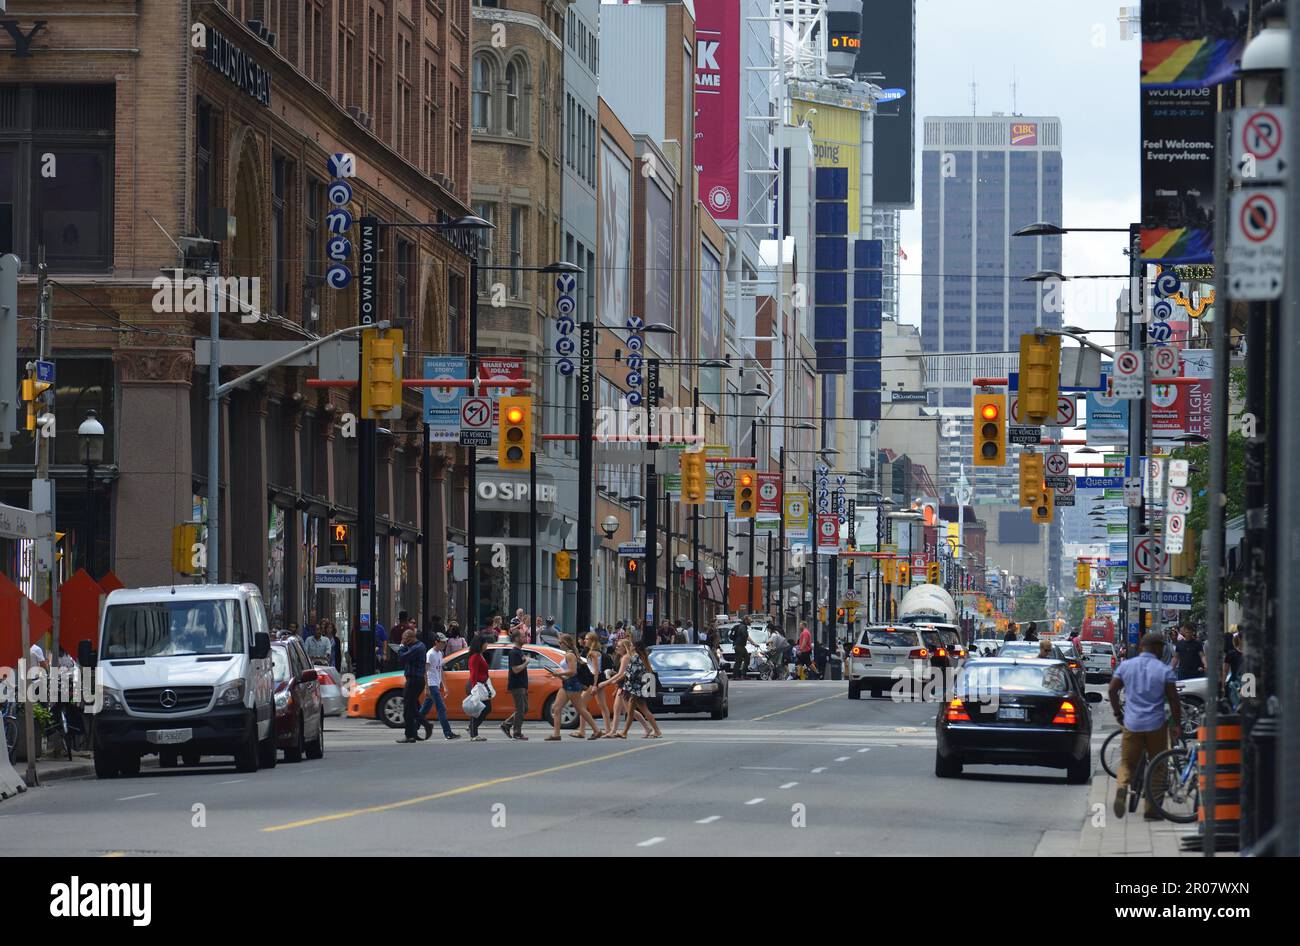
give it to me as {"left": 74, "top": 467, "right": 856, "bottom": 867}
{"left": 784, "top": 490, "right": 810, "bottom": 532}
{"left": 816, "top": 513, "right": 840, "bottom": 554}
{"left": 756, "top": 472, "right": 782, "bottom": 515}
{"left": 423, "top": 356, "right": 467, "bottom": 442}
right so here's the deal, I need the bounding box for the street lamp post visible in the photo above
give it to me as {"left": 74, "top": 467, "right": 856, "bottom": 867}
{"left": 78, "top": 410, "right": 104, "bottom": 578}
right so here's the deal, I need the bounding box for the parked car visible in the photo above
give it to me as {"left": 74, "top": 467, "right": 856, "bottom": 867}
{"left": 645, "top": 645, "right": 729, "bottom": 718}
{"left": 308, "top": 662, "right": 346, "bottom": 717}
{"left": 271, "top": 639, "right": 325, "bottom": 762}
{"left": 347, "top": 643, "right": 603, "bottom": 730}
{"left": 935, "top": 657, "right": 1103, "bottom": 782}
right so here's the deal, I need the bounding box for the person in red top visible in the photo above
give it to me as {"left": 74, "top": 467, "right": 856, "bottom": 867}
{"left": 466, "top": 633, "right": 493, "bottom": 741}
{"left": 796, "top": 623, "right": 814, "bottom": 680}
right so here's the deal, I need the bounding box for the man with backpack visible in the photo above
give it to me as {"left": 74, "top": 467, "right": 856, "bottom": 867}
{"left": 731, "top": 619, "right": 751, "bottom": 680}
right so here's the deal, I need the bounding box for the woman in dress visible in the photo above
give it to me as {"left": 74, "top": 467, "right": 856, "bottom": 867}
{"left": 616, "top": 640, "right": 662, "bottom": 739}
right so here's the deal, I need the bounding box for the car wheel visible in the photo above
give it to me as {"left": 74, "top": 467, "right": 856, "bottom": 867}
{"left": 285, "top": 714, "right": 305, "bottom": 763}
{"left": 234, "top": 719, "right": 260, "bottom": 773}
{"left": 711, "top": 697, "right": 725, "bottom": 720}
{"left": 542, "top": 694, "right": 579, "bottom": 730}
{"left": 1066, "top": 753, "right": 1091, "bottom": 785}
{"left": 182, "top": 750, "right": 201, "bottom": 766}
{"left": 379, "top": 690, "right": 405, "bottom": 729}
{"left": 93, "top": 748, "right": 119, "bottom": 779}
{"left": 848, "top": 680, "right": 862, "bottom": 700}
{"left": 306, "top": 713, "right": 325, "bottom": 760}
{"left": 117, "top": 753, "right": 142, "bottom": 777}
{"left": 934, "top": 753, "right": 962, "bottom": 778}
{"left": 258, "top": 720, "right": 278, "bottom": 769}
{"left": 159, "top": 749, "right": 178, "bottom": 768}
{"left": 722, "top": 698, "right": 729, "bottom": 719}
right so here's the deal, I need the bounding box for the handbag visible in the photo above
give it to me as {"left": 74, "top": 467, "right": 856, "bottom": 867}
{"left": 461, "top": 693, "right": 484, "bottom": 717}
{"left": 471, "top": 681, "right": 494, "bottom": 703}
{"left": 576, "top": 661, "right": 595, "bottom": 687}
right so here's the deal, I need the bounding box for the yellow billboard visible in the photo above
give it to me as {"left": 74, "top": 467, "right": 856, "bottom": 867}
{"left": 792, "top": 100, "right": 863, "bottom": 233}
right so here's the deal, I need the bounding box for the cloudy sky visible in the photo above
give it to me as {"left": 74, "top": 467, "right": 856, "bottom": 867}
{"left": 898, "top": 0, "right": 1141, "bottom": 336}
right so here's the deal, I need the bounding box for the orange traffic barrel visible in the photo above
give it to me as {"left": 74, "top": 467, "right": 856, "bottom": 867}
{"left": 1196, "top": 716, "right": 1241, "bottom": 823}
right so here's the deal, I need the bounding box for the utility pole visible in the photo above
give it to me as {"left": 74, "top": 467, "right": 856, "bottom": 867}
{"left": 1126, "top": 223, "right": 1145, "bottom": 652}
{"left": 576, "top": 322, "right": 595, "bottom": 641}
{"left": 32, "top": 246, "right": 59, "bottom": 659}
{"left": 207, "top": 242, "right": 222, "bottom": 585}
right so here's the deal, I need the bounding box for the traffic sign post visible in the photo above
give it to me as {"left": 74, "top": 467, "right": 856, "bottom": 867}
{"left": 1232, "top": 106, "right": 1289, "bottom": 183}
{"left": 459, "top": 395, "right": 492, "bottom": 447}
{"left": 1113, "top": 349, "right": 1144, "bottom": 399}
{"left": 1053, "top": 477, "right": 1076, "bottom": 507}
{"left": 1151, "top": 345, "right": 1179, "bottom": 379}
{"left": 1228, "top": 188, "right": 1286, "bottom": 300}
{"left": 1133, "top": 537, "right": 1167, "bottom": 576}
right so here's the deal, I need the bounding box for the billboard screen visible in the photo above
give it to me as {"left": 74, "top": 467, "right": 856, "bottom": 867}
{"left": 793, "top": 100, "right": 864, "bottom": 234}
{"left": 599, "top": 141, "right": 632, "bottom": 326}
{"left": 854, "top": 0, "right": 914, "bottom": 208}
{"left": 644, "top": 179, "right": 674, "bottom": 353}
{"left": 694, "top": 0, "right": 740, "bottom": 221}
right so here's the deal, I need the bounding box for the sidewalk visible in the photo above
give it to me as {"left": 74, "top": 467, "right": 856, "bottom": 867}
{"left": 1, "top": 752, "right": 99, "bottom": 800}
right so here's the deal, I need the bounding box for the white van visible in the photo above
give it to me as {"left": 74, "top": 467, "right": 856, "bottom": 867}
{"left": 90, "top": 584, "right": 277, "bottom": 778}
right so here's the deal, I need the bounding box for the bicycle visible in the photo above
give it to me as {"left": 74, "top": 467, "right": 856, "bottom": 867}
{"left": 2, "top": 697, "right": 17, "bottom": 762}
{"left": 1144, "top": 736, "right": 1200, "bottom": 824}
{"left": 41, "top": 702, "right": 84, "bottom": 762}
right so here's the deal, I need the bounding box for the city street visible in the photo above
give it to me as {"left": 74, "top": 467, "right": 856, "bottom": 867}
{"left": 0, "top": 681, "right": 1113, "bottom": 857}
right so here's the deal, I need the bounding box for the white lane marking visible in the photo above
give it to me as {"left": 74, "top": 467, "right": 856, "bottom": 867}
{"left": 745, "top": 797, "right": 765, "bottom": 805}
{"left": 740, "top": 766, "right": 802, "bottom": 771}
{"left": 811, "top": 766, "right": 827, "bottom": 773}
{"left": 218, "top": 779, "right": 247, "bottom": 785}
{"left": 857, "top": 747, "right": 871, "bottom": 753}
{"left": 116, "top": 793, "right": 158, "bottom": 802}
{"left": 695, "top": 815, "right": 722, "bottom": 824}
{"left": 834, "top": 756, "right": 851, "bottom": 762}
{"left": 779, "top": 781, "right": 799, "bottom": 790}
{"left": 637, "top": 836, "right": 666, "bottom": 848}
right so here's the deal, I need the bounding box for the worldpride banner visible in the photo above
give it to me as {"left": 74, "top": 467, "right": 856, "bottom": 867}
{"left": 1140, "top": 1, "right": 1251, "bottom": 90}
{"left": 694, "top": 0, "right": 740, "bottom": 222}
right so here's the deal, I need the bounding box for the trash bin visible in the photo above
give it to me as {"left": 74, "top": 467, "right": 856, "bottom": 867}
{"left": 827, "top": 656, "right": 843, "bottom": 681}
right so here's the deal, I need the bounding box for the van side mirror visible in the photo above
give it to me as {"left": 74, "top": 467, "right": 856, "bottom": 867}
{"left": 300, "top": 668, "right": 318, "bottom": 684}
{"left": 77, "top": 639, "right": 97, "bottom": 669}
{"left": 251, "top": 631, "right": 271, "bottom": 660}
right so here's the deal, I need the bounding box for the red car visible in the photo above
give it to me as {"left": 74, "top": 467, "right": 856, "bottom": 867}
{"left": 271, "top": 639, "right": 325, "bottom": 762}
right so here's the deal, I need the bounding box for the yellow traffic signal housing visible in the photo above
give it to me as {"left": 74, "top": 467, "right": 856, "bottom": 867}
{"left": 973, "top": 393, "right": 1007, "bottom": 467}
{"left": 1076, "top": 562, "right": 1090, "bottom": 590}
{"left": 497, "top": 395, "right": 533, "bottom": 470}
{"left": 555, "top": 550, "right": 572, "bottom": 580}
{"left": 1019, "top": 452, "right": 1044, "bottom": 508}
{"left": 360, "top": 328, "right": 404, "bottom": 419}
{"left": 171, "top": 523, "right": 200, "bottom": 575}
{"left": 1032, "top": 482, "right": 1054, "bottom": 523}
{"left": 882, "top": 558, "right": 896, "bottom": 584}
{"left": 1019, "top": 333, "right": 1061, "bottom": 425}
{"left": 680, "top": 450, "right": 707, "bottom": 505}
{"left": 734, "top": 470, "right": 756, "bottom": 518}
{"left": 927, "top": 561, "right": 940, "bottom": 584}
{"left": 898, "top": 561, "right": 910, "bottom": 585}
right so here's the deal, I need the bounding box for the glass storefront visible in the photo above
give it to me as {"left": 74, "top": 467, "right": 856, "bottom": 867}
{"left": 267, "top": 504, "right": 287, "bottom": 628}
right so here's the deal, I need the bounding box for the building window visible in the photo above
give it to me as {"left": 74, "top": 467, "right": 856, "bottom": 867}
{"left": 367, "top": 6, "right": 386, "bottom": 137}
{"left": 395, "top": 237, "right": 413, "bottom": 332}
{"left": 396, "top": 33, "right": 413, "bottom": 158}
{"left": 305, "top": 0, "right": 327, "bottom": 86}
{"left": 473, "top": 202, "right": 495, "bottom": 270}
{"left": 338, "top": 0, "right": 356, "bottom": 105}
{"left": 538, "top": 63, "right": 549, "bottom": 150}
{"left": 472, "top": 55, "right": 493, "bottom": 131}
{"left": 423, "top": 54, "right": 440, "bottom": 177}
{"left": 504, "top": 60, "right": 521, "bottom": 136}
{"left": 304, "top": 177, "right": 324, "bottom": 323}
{"left": 509, "top": 206, "right": 525, "bottom": 297}
{"left": 272, "top": 153, "right": 290, "bottom": 317}
{"left": 195, "top": 99, "right": 214, "bottom": 239}
{"left": 0, "top": 84, "right": 116, "bottom": 272}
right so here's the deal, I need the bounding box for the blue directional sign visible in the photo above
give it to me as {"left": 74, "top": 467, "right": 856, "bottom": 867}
{"left": 1077, "top": 476, "right": 1124, "bottom": 489}
{"left": 36, "top": 360, "right": 54, "bottom": 384}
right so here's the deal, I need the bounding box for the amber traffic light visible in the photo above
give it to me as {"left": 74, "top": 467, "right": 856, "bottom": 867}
{"left": 973, "top": 393, "right": 1006, "bottom": 467}
{"left": 681, "top": 450, "right": 707, "bottom": 505}
{"left": 497, "top": 396, "right": 533, "bottom": 471}
{"left": 1019, "top": 332, "right": 1061, "bottom": 425}
{"left": 735, "top": 471, "right": 756, "bottom": 518}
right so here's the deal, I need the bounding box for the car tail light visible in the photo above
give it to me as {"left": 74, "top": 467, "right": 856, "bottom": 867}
{"left": 955, "top": 648, "right": 967, "bottom": 659}
{"left": 944, "top": 698, "right": 970, "bottom": 722}
{"left": 935, "top": 647, "right": 947, "bottom": 658}
{"left": 316, "top": 670, "right": 335, "bottom": 685}
{"left": 1052, "top": 699, "right": 1078, "bottom": 725}
{"left": 851, "top": 645, "right": 871, "bottom": 658}
{"left": 908, "top": 648, "right": 930, "bottom": 660}
{"left": 1110, "top": 656, "right": 1116, "bottom": 669}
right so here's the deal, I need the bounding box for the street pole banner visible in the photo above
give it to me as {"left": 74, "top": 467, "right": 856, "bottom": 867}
{"left": 480, "top": 356, "right": 524, "bottom": 423}
{"left": 423, "top": 356, "right": 467, "bottom": 441}
{"left": 756, "top": 472, "right": 782, "bottom": 516}
{"left": 694, "top": 0, "right": 741, "bottom": 222}
{"left": 784, "top": 490, "right": 810, "bottom": 533}
{"left": 816, "top": 513, "right": 840, "bottom": 554}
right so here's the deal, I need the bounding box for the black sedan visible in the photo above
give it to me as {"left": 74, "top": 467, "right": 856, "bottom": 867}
{"left": 935, "top": 658, "right": 1102, "bottom": 783}
{"left": 646, "top": 645, "right": 729, "bottom": 719}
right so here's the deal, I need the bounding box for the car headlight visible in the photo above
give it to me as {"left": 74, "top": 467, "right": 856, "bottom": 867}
{"left": 215, "top": 681, "right": 245, "bottom": 706}
{"left": 274, "top": 690, "right": 288, "bottom": 710}
{"left": 96, "top": 686, "right": 125, "bottom": 712}
{"left": 692, "top": 682, "right": 719, "bottom": 693}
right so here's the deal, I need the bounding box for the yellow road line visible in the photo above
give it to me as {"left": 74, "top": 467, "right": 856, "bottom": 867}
{"left": 102, "top": 852, "right": 125, "bottom": 857}
{"left": 750, "top": 695, "right": 840, "bottom": 721}
{"left": 262, "top": 742, "right": 672, "bottom": 832}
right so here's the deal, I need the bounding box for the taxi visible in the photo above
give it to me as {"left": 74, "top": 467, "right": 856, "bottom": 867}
{"left": 347, "top": 643, "right": 604, "bottom": 729}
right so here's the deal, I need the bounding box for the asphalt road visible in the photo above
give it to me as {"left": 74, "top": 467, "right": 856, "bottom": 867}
{"left": 0, "top": 680, "right": 1119, "bottom": 856}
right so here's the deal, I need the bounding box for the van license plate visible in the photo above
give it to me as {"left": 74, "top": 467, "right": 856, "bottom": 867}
{"left": 997, "top": 707, "right": 1027, "bottom": 721}
{"left": 879, "top": 655, "right": 896, "bottom": 664}
{"left": 662, "top": 694, "right": 681, "bottom": 706}
{"left": 148, "top": 728, "right": 193, "bottom": 745}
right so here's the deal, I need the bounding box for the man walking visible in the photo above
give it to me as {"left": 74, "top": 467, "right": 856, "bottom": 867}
{"left": 731, "top": 618, "right": 751, "bottom": 680}
{"left": 1109, "top": 632, "right": 1182, "bottom": 820}
{"left": 417, "top": 633, "right": 459, "bottom": 740}
{"left": 1172, "top": 623, "right": 1204, "bottom": 680}
{"left": 393, "top": 628, "right": 428, "bottom": 744}
{"left": 304, "top": 623, "right": 332, "bottom": 665}
{"left": 501, "top": 629, "right": 532, "bottom": 740}
{"left": 795, "top": 622, "right": 813, "bottom": 680}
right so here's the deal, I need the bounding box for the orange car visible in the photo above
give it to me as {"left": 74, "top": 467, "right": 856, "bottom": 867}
{"left": 347, "top": 643, "right": 606, "bottom": 729}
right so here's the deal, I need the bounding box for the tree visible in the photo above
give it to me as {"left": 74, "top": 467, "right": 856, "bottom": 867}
{"left": 1012, "top": 583, "right": 1047, "bottom": 623}
{"left": 1066, "top": 594, "right": 1086, "bottom": 631}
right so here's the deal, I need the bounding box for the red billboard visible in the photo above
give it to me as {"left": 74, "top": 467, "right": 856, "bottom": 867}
{"left": 694, "top": 0, "right": 740, "bottom": 222}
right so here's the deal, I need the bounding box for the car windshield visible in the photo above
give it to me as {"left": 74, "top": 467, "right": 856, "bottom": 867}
{"left": 102, "top": 599, "right": 246, "bottom": 659}
{"left": 957, "top": 664, "right": 1071, "bottom": 696}
{"left": 271, "top": 647, "right": 291, "bottom": 683}
{"left": 650, "top": 649, "right": 715, "bottom": 672}
{"left": 997, "top": 642, "right": 1043, "bottom": 658}
{"left": 862, "top": 628, "right": 920, "bottom": 648}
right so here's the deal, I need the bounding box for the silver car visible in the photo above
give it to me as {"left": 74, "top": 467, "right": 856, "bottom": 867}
{"left": 308, "top": 662, "right": 346, "bottom": 717}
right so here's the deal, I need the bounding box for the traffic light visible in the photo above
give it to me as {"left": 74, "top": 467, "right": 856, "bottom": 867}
{"left": 360, "top": 327, "right": 404, "bottom": 419}
{"left": 735, "top": 470, "right": 756, "bottom": 518}
{"left": 172, "top": 523, "right": 200, "bottom": 575}
{"left": 973, "top": 393, "right": 1006, "bottom": 467}
{"left": 497, "top": 396, "right": 533, "bottom": 471}
{"left": 898, "top": 561, "right": 910, "bottom": 585}
{"left": 882, "top": 558, "right": 896, "bottom": 584}
{"left": 1019, "top": 332, "right": 1061, "bottom": 425}
{"left": 1019, "top": 451, "right": 1044, "bottom": 507}
{"left": 625, "top": 558, "right": 641, "bottom": 584}
{"left": 1075, "top": 562, "right": 1090, "bottom": 590}
{"left": 330, "top": 523, "right": 352, "bottom": 563}
{"left": 927, "top": 561, "right": 940, "bottom": 584}
{"left": 555, "top": 549, "right": 572, "bottom": 580}
{"left": 21, "top": 372, "right": 51, "bottom": 433}
{"left": 680, "top": 450, "right": 707, "bottom": 505}
{"left": 1032, "top": 481, "right": 1054, "bottom": 523}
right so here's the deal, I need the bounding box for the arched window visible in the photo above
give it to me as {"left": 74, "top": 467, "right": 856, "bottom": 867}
{"left": 505, "top": 60, "right": 521, "bottom": 135}
{"left": 539, "top": 62, "right": 549, "bottom": 148}
{"left": 472, "top": 54, "right": 493, "bottom": 131}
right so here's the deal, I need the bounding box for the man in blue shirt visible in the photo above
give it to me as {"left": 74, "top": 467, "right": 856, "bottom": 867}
{"left": 393, "top": 628, "right": 427, "bottom": 744}
{"left": 1109, "top": 632, "right": 1182, "bottom": 820}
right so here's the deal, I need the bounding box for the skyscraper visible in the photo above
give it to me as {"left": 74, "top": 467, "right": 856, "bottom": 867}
{"left": 920, "top": 114, "right": 1063, "bottom": 409}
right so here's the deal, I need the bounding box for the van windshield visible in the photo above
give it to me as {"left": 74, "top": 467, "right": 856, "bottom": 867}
{"left": 103, "top": 599, "right": 246, "bottom": 659}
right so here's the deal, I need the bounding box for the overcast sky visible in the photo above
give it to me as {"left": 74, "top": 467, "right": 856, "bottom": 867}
{"left": 898, "top": 0, "right": 1141, "bottom": 337}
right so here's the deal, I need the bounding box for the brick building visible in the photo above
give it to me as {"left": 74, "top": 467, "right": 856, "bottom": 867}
{"left": 0, "top": 0, "right": 474, "bottom": 654}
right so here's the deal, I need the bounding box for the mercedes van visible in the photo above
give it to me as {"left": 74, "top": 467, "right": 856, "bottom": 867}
{"left": 90, "top": 584, "right": 276, "bottom": 778}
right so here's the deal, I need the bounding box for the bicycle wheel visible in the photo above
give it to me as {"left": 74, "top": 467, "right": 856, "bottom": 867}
{"left": 1145, "top": 744, "right": 1199, "bottom": 824}
{"left": 1100, "top": 728, "right": 1124, "bottom": 779}
{"left": 1179, "top": 696, "right": 1205, "bottom": 738}
{"left": 3, "top": 717, "right": 16, "bottom": 761}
